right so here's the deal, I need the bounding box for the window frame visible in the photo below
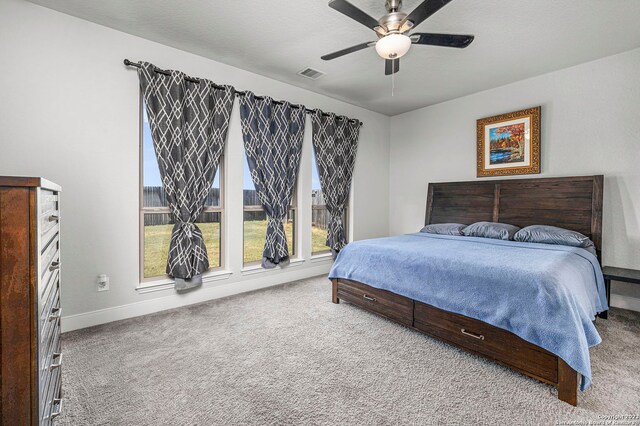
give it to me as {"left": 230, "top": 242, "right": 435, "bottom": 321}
{"left": 139, "top": 95, "right": 225, "bottom": 283}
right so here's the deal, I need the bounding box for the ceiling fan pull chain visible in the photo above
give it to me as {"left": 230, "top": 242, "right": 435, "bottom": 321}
{"left": 392, "top": 70, "right": 395, "bottom": 97}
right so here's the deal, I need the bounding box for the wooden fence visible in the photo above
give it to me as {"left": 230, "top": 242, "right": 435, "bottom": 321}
{"left": 144, "top": 186, "right": 221, "bottom": 208}
{"left": 143, "top": 186, "right": 330, "bottom": 229}
{"left": 312, "top": 190, "right": 329, "bottom": 230}
{"left": 143, "top": 187, "right": 220, "bottom": 226}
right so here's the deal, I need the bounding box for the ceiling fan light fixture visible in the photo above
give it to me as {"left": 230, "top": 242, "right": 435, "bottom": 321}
{"left": 375, "top": 33, "right": 411, "bottom": 59}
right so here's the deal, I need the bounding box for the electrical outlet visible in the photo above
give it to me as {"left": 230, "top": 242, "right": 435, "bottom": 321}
{"left": 97, "top": 274, "right": 110, "bottom": 292}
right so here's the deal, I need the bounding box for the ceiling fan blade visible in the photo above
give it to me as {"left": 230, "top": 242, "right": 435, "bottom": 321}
{"left": 401, "top": 0, "right": 454, "bottom": 30}
{"left": 384, "top": 59, "right": 400, "bottom": 75}
{"left": 410, "top": 33, "right": 475, "bottom": 48}
{"left": 328, "top": 0, "right": 380, "bottom": 30}
{"left": 321, "top": 41, "right": 375, "bottom": 60}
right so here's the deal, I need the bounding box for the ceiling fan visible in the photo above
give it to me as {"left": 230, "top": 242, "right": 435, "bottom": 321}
{"left": 321, "top": 0, "right": 474, "bottom": 75}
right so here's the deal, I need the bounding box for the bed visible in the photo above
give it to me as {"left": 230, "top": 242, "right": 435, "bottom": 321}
{"left": 329, "top": 175, "right": 606, "bottom": 406}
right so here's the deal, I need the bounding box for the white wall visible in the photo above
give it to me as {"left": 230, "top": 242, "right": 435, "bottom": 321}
{"left": 0, "top": 0, "right": 390, "bottom": 331}
{"left": 389, "top": 48, "right": 640, "bottom": 311}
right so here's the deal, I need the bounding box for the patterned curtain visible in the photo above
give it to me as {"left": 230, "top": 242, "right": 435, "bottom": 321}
{"left": 239, "top": 92, "right": 305, "bottom": 269}
{"left": 138, "top": 62, "right": 235, "bottom": 290}
{"left": 311, "top": 110, "right": 361, "bottom": 257}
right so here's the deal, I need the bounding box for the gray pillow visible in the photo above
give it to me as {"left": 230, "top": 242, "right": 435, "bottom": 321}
{"left": 583, "top": 245, "right": 598, "bottom": 257}
{"left": 462, "top": 221, "right": 520, "bottom": 241}
{"left": 514, "top": 225, "right": 596, "bottom": 251}
{"left": 420, "top": 223, "right": 466, "bottom": 236}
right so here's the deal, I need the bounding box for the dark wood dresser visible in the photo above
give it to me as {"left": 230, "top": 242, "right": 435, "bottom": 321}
{"left": 0, "top": 177, "right": 62, "bottom": 425}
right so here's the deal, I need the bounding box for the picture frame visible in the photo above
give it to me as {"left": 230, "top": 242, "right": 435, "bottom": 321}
{"left": 476, "top": 106, "right": 541, "bottom": 177}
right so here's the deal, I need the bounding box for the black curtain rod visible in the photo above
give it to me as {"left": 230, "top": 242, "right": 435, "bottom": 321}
{"left": 124, "top": 59, "right": 362, "bottom": 125}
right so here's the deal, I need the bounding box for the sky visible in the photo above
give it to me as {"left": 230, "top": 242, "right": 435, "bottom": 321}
{"left": 143, "top": 108, "right": 221, "bottom": 189}
{"left": 143, "top": 108, "right": 322, "bottom": 191}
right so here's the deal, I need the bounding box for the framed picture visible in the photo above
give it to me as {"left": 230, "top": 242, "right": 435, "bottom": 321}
{"left": 476, "top": 106, "right": 541, "bottom": 177}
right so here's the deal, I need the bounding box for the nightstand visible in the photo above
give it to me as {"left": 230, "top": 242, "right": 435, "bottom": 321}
{"left": 601, "top": 266, "right": 640, "bottom": 319}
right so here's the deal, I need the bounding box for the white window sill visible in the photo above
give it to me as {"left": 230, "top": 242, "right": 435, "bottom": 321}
{"left": 136, "top": 269, "right": 233, "bottom": 294}
{"left": 310, "top": 252, "right": 333, "bottom": 263}
{"left": 241, "top": 257, "right": 305, "bottom": 276}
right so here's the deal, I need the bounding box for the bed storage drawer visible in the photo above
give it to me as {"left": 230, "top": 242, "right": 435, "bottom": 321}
{"left": 414, "top": 301, "right": 558, "bottom": 383}
{"left": 336, "top": 279, "right": 413, "bottom": 326}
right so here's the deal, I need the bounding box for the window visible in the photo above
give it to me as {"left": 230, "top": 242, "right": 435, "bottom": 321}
{"left": 311, "top": 148, "right": 346, "bottom": 255}
{"left": 243, "top": 149, "right": 296, "bottom": 265}
{"left": 140, "top": 104, "right": 223, "bottom": 280}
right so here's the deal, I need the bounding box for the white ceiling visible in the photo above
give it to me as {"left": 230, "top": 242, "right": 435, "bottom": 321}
{"left": 27, "top": 0, "right": 640, "bottom": 115}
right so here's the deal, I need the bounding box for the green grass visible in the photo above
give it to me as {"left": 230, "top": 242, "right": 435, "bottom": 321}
{"left": 242, "top": 220, "right": 294, "bottom": 264}
{"left": 312, "top": 226, "right": 331, "bottom": 255}
{"left": 144, "top": 221, "right": 331, "bottom": 277}
{"left": 143, "top": 222, "right": 221, "bottom": 278}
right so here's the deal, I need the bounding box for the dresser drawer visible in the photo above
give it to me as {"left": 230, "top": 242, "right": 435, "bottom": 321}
{"left": 40, "top": 208, "right": 60, "bottom": 229}
{"left": 40, "top": 273, "right": 60, "bottom": 328}
{"left": 40, "top": 220, "right": 59, "bottom": 253}
{"left": 337, "top": 279, "right": 413, "bottom": 326}
{"left": 39, "top": 267, "right": 59, "bottom": 314}
{"left": 39, "top": 189, "right": 59, "bottom": 216}
{"left": 40, "top": 234, "right": 59, "bottom": 275}
{"left": 40, "top": 207, "right": 60, "bottom": 245}
{"left": 40, "top": 284, "right": 61, "bottom": 351}
{"left": 40, "top": 235, "right": 60, "bottom": 297}
{"left": 414, "top": 301, "right": 558, "bottom": 383}
{"left": 41, "top": 364, "right": 62, "bottom": 424}
{"left": 39, "top": 332, "right": 61, "bottom": 415}
{"left": 40, "top": 312, "right": 61, "bottom": 361}
{"left": 40, "top": 321, "right": 61, "bottom": 380}
{"left": 40, "top": 330, "right": 61, "bottom": 391}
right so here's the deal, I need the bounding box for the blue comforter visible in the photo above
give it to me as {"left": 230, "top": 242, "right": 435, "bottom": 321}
{"left": 328, "top": 233, "right": 608, "bottom": 391}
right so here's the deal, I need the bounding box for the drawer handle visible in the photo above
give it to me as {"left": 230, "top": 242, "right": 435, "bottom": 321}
{"left": 48, "top": 214, "right": 61, "bottom": 222}
{"left": 49, "top": 261, "right": 60, "bottom": 271}
{"left": 49, "top": 398, "right": 62, "bottom": 419}
{"left": 461, "top": 328, "right": 485, "bottom": 340}
{"left": 50, "top": 352, "right": 63, "bottom": 371}
{"left": 49, "top": 307, "right": 62, "bottom": 322}
{"left": 363, "top": 294, "right": 377, "bottom": 302}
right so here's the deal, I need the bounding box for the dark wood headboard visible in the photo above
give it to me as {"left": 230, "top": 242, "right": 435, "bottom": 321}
{"left": 425, "top": 175, "right": 603, "bottom": 254}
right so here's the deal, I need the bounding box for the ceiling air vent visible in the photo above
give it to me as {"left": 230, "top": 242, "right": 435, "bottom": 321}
{"left": 297, "top": 67, "right": 325, "bottom": 80}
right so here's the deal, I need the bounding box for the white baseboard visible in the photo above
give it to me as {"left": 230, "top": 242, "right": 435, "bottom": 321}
{"left": 63, "top": 267, "right": 640, "bottom": 333}
{"left": 610, "top": 293, "right": 640, "bottom": 313}
{"left": 62, "top": 263, "right": 332, "bottom": 333}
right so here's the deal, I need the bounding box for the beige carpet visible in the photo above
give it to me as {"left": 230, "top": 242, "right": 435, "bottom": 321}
{"left": 59, "top": 276, "right": 640, "bottom": 425}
